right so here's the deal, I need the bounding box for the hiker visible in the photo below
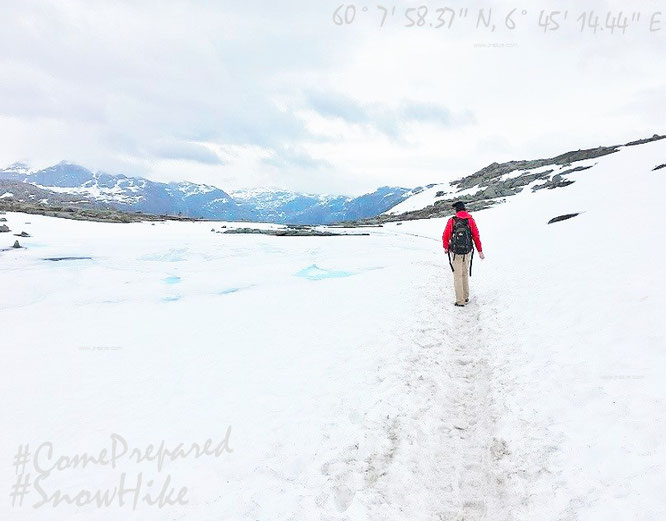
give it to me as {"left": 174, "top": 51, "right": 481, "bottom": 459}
{"left": 442, "top": 202, "right": 484, "bottom": 307}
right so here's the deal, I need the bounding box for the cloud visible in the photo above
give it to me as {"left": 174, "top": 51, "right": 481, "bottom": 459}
{"left": 306, "top": 90, "right": 476, "bottom": 139}
{"left": 399, "top": 101, "right": 476, "bottom": 127}
{"left": 148, "top": 141, "right": 225, "bottom": 165}
{"left": 0, "top": 0, "right": 662, "bottom": 194}
{"left": 263, "top": 145, "right": 332, "bottom": 170}
{"left": 307, "top": 91, "right": 369, "bottom": 125}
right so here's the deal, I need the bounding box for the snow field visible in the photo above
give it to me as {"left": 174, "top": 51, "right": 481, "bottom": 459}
{"left": 1, "top": 138, "right": 665, "bottom": 520}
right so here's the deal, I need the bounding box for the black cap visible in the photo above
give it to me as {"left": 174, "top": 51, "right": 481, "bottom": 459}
{"left": 453, "top": 201, "right": 466, "bottom": 211}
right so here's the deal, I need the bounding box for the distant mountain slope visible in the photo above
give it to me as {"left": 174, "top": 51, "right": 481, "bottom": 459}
{"left": 0, "top": 162, "right": 414, "bottom": 224}
{"left": 379, "top": 134, "right": 665, "bottom": 222}
{"left": 0, "top": 161, "right": 250, "bottom": 220}
{"left": 230, "top": 186, "right": 419, "bottom": 224}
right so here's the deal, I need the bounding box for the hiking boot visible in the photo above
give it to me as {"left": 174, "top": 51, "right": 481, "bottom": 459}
{"left": 454, "top": 303, "right": 465, "bottom": 307}
{"left": 465, "top": 298, "right": 469, "bottom": 303}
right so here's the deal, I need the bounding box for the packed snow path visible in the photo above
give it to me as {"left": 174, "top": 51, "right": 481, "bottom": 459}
{"left": 317, "top": 238, "right": 508, "bottom": 520}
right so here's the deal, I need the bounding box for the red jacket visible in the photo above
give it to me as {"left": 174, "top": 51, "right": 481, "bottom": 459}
{"left": 442, "top": 211, "right": 483, "bottom": 252}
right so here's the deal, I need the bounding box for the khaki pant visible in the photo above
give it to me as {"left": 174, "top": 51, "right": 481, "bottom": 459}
{"left": 451, "top": 253, "right": 471, "bottom": 305}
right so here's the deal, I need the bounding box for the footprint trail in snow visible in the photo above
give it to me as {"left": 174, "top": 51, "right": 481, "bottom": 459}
{"left": 320, "top": 242, "right": 511, "bottom": 520}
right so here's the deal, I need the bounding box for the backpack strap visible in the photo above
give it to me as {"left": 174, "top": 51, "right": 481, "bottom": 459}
{"left": 447, "top": 249, "right": 454, "bottom": 272}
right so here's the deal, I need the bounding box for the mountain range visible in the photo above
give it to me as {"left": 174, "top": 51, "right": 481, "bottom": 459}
{"left": 1, "top": 133, "right": 663, "bottom": 225}
{"left": 0, "top": 162, "right": 417, "bottom": 224}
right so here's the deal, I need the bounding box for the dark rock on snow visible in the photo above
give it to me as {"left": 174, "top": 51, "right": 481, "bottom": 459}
{"left": 532, "top": 175, "right": 576, "bottom": 192}
{"left": 43, "top": 256, "right": 93, "bottom": 261}
{"left": 223, "top": 227, "right": 368, "bottom": 237}
{"left": 548, "top": 213, "right": 580, "bottom": 224}
{"left": 559, "top": 165, "right": 594, "bottom": 176}
{"left": 624, "top": 134, "right": 665, "bottom": 147}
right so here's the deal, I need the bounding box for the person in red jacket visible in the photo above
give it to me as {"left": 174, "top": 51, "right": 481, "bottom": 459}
{"left": 442, "top": 201, "right": 484, "bottom": 306}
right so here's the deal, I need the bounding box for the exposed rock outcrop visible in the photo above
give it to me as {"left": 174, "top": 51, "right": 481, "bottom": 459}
{"left": 548, "top": 213, "right": 580, "bottom": 224}
{"left": 625, "top": 134, "right": 665, "bottom": 147}
{"left": 222, "top": 227, "right": 368, "bottom": 237}
{"left": 354, "top": 135, "right": 665, "bottom": 225}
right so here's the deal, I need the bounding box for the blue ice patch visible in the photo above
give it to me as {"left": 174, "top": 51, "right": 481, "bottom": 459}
{"left": 295, "top": 264, "right": 354, "bottom": 281}
{"left": 163, "top": 276, "right": 181, "bottom": 285}
{"left": 161, "top": 295, "right": 181, "bottom": 302}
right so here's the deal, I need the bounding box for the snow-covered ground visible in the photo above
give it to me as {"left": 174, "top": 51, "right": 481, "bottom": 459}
{"left": 1, "top": 139, "right": 665, "bottom": 520}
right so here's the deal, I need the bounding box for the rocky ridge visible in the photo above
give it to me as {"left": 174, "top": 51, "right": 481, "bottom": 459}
{"left": 354, "top": 134, "right": 664, "bottom": 223}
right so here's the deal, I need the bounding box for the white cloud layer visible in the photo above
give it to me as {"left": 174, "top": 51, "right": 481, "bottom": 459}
{"left": 0, "top": 0, "right": 663, "bottom": 194}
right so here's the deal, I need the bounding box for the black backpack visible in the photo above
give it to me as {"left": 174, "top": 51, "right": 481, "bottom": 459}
{"left": 449, "top": 217, "right": 473, "bottom": 255}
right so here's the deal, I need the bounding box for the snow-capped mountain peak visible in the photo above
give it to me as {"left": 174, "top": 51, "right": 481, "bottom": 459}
{"left": 0, "top": 162, "right": 413, "bottom": 224}
{"left": 1, "top": 161, "right": 32, "bottom": 174}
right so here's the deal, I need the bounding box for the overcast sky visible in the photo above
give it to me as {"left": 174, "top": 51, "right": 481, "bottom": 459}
{"left": 0, "top": 0, "right": 663, "bottom": 194}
